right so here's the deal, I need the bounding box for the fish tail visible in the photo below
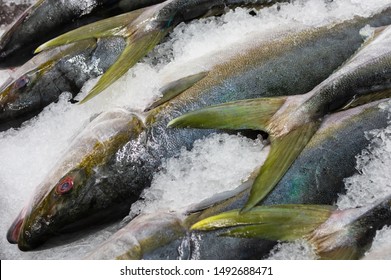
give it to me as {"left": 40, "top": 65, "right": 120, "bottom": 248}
{"left": 34, "top": 5, "right": 169, "bottom": 103}
{"left": 168, "top": 97, "right": 319, "bottom": 211}
{"left": 191, "top": 204, "right": 334, "bottom": 242}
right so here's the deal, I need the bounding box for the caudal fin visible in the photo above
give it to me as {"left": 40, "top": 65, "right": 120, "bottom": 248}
{"left": 192, "top": 203, "right": 374, "bottom": 260}
{"left": 191, "top": 204, "right": 334, "bottom": 241}
{"left": 168, "top": 97, "right": 319, "bottom": 212}
{"left": 35, "top": 5, "right": 169, "bottom": 103}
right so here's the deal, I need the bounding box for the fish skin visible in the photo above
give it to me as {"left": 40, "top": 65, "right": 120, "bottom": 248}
{"left": 0, "top": 0, "right": 166, "bottom": 68}
{"left": 9, "top": 11, "right": 391, "bottom": 250}
{"left": 0, "top": 36, "right": 126, "bottom": 128}
{"left": 86, "top": 100, "right": 391, "bottom": 259}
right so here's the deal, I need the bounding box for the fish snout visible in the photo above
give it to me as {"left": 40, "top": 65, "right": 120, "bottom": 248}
{"left": 6, "top": 208, "right": 26, "bottom": 244}
{"left": 16, "top": 213, "right": 56, "bottom": 251}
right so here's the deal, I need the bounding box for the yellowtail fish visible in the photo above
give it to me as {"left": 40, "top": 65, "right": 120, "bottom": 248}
{"left": 169, "top": 25, "right": 391, "bottom": 212}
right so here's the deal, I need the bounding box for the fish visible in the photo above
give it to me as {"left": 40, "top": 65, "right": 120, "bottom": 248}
{"left": 169, "top": 24, "right": 391, "bottom": 212}
{"left": 192, "top": 189, "right": 391, "bottom": 260}
{"left": 0, "top": 37, "right": 125, "bottom": 127}
{"left": 6, "top": 108, "right": 145, "bottom": 250}
{"left": 33, "top": 0, "right": 292, "bottom": 104}
{"left": 86, "top": 99, "right": 391, "bottom": 259}
{"left": 8, "top": 13, "right": 391, "bottom": 250}
{"left": 0, "top": 0, "right": 290, "bottom": 127}
{"left": 0, "top": 0, "right": 166, "bottom": 68}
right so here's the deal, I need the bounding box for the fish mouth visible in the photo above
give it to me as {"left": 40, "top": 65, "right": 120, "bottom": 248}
{"left": 6, "top": 208, "right": 26, "bottom": 244}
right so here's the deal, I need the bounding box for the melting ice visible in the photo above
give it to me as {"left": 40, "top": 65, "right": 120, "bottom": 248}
{"left": 1, "top": 0, "right": 391, "bottom": 259}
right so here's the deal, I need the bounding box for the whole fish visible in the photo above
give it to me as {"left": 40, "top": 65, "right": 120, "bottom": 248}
{"left": 0, "top": 0, "right": 290, "bottom": 127}
{"left": 169, "top": 24, "right": 391, "bottom": 212}
{"left": 86, "top": 100, "right": 391, "bottom": 259}
{"left": 8, "top": 13, "right": 391, "bottom": 250}
{"left": 0, "top": 0, "right": 166, "bottom": 68}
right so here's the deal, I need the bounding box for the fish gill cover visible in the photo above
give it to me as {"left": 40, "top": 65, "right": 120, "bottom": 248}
{"left": 0, "top": 0, "right": 391, "bottom": 259}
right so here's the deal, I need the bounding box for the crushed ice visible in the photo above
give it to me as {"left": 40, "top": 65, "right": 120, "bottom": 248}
{"left": 1, "top": 0, "right": 391, "bottom": 259}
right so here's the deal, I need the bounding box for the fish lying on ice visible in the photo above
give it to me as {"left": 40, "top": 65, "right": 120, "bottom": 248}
{"left": 6, "top": 108, "right": 144, "bottom": 250}
{"left": 7, "top": 13, "right": 391, "bottom": 250}
{"left": 0, "top": 0, "right": 292, "bottom": 127}
{"left": 86, "top": 100, "right": 391, "bottom": 259}
{"left": 169, "top": 24, "right": 391, "bottom": 212}
{"left": 192, "top": 182, "right": 391, "bottom": 259}
{"left": 0, "top": 0, "right": 166, "bottom": 68}
{"left": 0, "top": 38, "right": 124, "bottom": 127}
{"left": 33, "top": 0, "right": 293, "bottom": 104}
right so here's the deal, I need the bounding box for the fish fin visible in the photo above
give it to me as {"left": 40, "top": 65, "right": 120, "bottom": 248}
{"left": 167, "top": 97, "right": 287, "bottom": 131}
{"left": 79, "top": 29, "right": 167, "bottom": 103}
{"left": 242, "top": 121, "right": 320, "bottom": 212}
{"left": 35, "top": 9, "right": 147, "bottom": 53}
{"left": 318, "top": 246, "right": 360, "bottom": 260}
{"left": 145, "top": 71, "right": 209, "bottom": 111}
{"left": 191, "top": 204, "right": 333, "bottom": 241}
{"left": 341, "top": 88, "right": 391, "bottom": 110}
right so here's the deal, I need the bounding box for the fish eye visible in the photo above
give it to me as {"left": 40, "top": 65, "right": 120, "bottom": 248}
{"left": 55, "top": 177, "right": 74, "bottom": 195}
{"left": 14, "top": 76, "right": 29, "bottom": 90}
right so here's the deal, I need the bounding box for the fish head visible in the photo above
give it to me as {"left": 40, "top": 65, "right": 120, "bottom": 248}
{"left": 7, "top": 109, "right": 145, "bottom": 250}
{"left": 0, "top": 64, "right": 51, "bottom": 123}
{"left": 0, "top": 39, "right": 97, "bottom": 124}
{"left": 8, "top": 167, "right": 90, "bottom": 251}
{"left": 0, "top": 55, "right": 58, "bottom": 122}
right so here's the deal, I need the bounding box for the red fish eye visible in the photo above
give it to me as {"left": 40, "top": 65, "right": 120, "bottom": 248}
{"left": 56, "top": 177, "right": 74, "bottom": 195}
